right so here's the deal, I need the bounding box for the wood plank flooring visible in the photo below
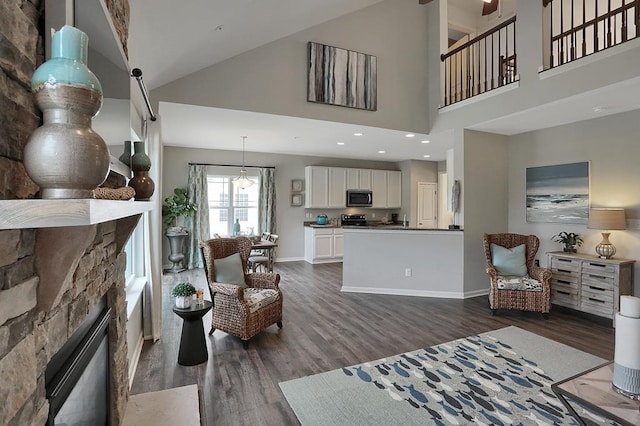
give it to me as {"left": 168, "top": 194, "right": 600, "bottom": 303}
{"left": 130, "top": 261, "right": 615, "bottom": 426}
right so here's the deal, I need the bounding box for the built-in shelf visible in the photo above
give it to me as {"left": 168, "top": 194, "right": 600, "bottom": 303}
{"left": 0, "top": 199, "right": 153, "bottom": 230}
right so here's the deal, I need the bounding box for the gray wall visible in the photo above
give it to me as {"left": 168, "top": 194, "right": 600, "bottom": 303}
{"left": 162, "top": 146, "right": 426, "bottom": 263}
{"left": 463, "top": 130, "right": 509, "bottom": 294}
{"left": 152, "top": 0, "right": 431, "bottom": 134}
{"left": 507, "top": 109, "right": 640, "bottom": 294}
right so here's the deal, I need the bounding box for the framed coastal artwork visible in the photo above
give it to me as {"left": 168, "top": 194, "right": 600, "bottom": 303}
{"left": 526, "top": 161, "right": 589, "bottom": 224}
{"left": 307, "top": 41, "right": 377, "bottom": 111}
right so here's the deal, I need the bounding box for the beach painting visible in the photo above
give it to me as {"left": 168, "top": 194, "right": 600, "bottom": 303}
{"left": 526, "top": 162, "right": 589, "bottom": 223}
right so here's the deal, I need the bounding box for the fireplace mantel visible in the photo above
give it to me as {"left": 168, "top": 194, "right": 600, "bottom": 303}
{"left": 0, "top": 199, "right": 152, "bottom": 229}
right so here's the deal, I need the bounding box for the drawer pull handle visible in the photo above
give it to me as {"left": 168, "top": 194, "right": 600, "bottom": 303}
{"left": 558, "top": 269, "right": 572, "bottom": 274}
{"left": 588, "top": 263, "right": 606, "bottom": 268}
{"left": 557, "top": 291, "right": 571, "bottom": 295}
{"left": 588, "top": 297, "right": 605, "bottom": 304}
{"left": 588, "top": 274, "right": 607, "bottom": 280}
{"left": 588, "top": 286, "right": 606, "bottom": 292}
{"left": 558, "top": 259, "right": 572, "bottom": 263}
{"left": 557, "top": 280, "right": 570, "bottom": 285}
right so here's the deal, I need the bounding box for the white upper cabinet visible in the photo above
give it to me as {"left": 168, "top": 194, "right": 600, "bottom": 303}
{"left": 328, "top": 168, "right": 346, "bottom": 208}
{"left": 305, "top": 166, "right": 401, "bottom": 209}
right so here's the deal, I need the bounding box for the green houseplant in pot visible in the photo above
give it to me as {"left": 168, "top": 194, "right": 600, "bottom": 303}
{"left": 162, "top": 188, "right": 197, "bottom": 273}
{"left": 551, "top": 232, "right": 583, "bottom": 253}
{"left": 172, "top": 282, "right": 196, "bottom": 309}
{"left": 162, "top": 188, "right": 197, "bottom": 234}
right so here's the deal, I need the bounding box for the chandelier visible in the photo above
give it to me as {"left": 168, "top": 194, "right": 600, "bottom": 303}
{"left": 232, "top": 136, "right": 255, "bottom": 189}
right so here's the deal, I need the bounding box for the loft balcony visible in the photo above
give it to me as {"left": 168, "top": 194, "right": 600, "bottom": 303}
{"left": 440, "top": 0, "right": 640, "bottom": 108}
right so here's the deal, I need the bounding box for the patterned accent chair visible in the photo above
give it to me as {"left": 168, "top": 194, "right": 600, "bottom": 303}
{"left": 199, "top": 237, "right": 283, "bottom": 348}
{"left": 483, "top": 233, "right": 552, "bottom": 316}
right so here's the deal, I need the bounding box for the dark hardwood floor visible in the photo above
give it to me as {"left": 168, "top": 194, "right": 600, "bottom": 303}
{"left": 130, "top": 261, "right": 615, "bottom": 425}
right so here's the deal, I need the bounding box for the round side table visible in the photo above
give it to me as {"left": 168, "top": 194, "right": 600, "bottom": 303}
{"left": 172, "top": 300, "right": 212, "bottom": 366}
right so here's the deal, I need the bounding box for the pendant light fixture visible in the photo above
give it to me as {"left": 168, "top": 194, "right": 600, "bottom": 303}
{"left": 232, "top": 136, "right": 255, "bottom": 189}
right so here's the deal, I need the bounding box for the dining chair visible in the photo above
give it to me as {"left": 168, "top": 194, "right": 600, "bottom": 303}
{"left": 248, "top": 234, "right": 278, "bottom": 272}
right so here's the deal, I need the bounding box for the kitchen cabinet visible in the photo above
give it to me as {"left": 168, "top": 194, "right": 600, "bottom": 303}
{"left": 548, "top": 252, "right": 635, "bottom": 321}
{"left": 304, "top": 227, "right": 343, "bottom": 263}
{"left": 305, "top": 166, "right": 346, "bottom": 208}
{"left": 305, "top": 166, "right": 400, "bottom": 209}
{"left": 346, "top": 168, "right": 372, "bottom": 190}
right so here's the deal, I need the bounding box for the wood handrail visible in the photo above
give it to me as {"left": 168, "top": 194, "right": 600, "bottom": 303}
{"left": 441, "top": 16, "right": 516, "bottom": 61}
{"left": 551, "top": 1, "right": 636, "bottom": 42}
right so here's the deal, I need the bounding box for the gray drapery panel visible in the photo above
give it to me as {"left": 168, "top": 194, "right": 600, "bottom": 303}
{"left": 258, "top": 168, "right": 277, "bottom": 235}
{"left": 186, "top": 165, "right": 210, "bottom": 269}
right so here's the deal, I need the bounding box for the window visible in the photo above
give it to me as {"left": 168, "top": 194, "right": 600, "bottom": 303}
{"left": 207, "top": 173, "right": 260, "bottom": 236}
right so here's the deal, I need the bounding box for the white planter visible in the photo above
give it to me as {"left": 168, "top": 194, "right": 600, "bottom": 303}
{"left": 175, "top": 295, "right": 192, "bottom": 309}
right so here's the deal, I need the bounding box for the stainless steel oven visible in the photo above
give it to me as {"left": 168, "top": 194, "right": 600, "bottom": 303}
{"left": 346, "top": 190, "right": 373, "bottom": 207}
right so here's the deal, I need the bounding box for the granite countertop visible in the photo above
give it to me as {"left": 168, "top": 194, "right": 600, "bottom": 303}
{"left": 342, "top": 225, "right": 463, "bottom": 231}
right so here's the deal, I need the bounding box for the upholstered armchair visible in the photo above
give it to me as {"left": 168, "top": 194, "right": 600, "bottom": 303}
{"left": 199, "top": 237, "right": 283, "bottom": 348}
{"left": 483, "top": 233, "right": 552, "bottom": 315}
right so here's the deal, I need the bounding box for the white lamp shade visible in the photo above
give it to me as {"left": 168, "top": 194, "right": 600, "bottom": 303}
{"left": 587, "top": 208, "right": 626, "bottom": 230}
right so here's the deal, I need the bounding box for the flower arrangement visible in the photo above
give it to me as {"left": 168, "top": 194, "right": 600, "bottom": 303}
{"left": 171, "top": 282, "right": 196, "bottom": 298}
{"left": 551, "top": 232, "right": 583, "bottom": 252}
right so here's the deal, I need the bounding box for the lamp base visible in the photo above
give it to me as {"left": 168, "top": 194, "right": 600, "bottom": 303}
{"left": 595, "top": 232, "right": 616, "bottom": 259}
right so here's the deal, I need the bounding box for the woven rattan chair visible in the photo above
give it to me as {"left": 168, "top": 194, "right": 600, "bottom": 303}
{"left": 199, "top": 237, "right": 283, "bottom": 348}
{"left": 483, "top": 233, "right": 552, "bottom": 316}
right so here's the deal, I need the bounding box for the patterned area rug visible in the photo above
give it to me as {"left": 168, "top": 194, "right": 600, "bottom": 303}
{"left": 280, "top": 326, "right": 613, "bottom": 425}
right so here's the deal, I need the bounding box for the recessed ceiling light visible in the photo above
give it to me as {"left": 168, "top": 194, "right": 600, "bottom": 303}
{"left": 378, "top": 150, "right": 385, "bottom": 154}
{"left": 592, "top": 106, "right": 607, "bottom": 113}
{"left": 354, "top": 132, "right": 363, "bottom": 136}
{"left": 405, "top": 133, "right": 415, "bottom": 138}
{"left": 214, "top": 25, "right": 224, "bottom": 31}
{"left": 423, "top": 155, "right": 431, "bottom": 158}
{"left": 337, "top": 142, "right": 345, "bottom": 145}
{"left": 421, "top": 140, "right": 430, "bottom": 144}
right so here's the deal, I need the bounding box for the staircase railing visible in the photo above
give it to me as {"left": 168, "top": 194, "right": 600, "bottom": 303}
{"left": 440, "top": 16, "right": 517, "bottom": 107}
{"left": 547, "top": 0, "right": 640, "bottom": 68}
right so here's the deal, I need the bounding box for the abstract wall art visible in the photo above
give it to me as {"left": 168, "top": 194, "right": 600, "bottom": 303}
{"left": 526, "top": 161, "right": 590, "bottom": 224}
{"left": 307, "top": 42, "right": 377, "bottom": 111}
{"left": 527, "top": 161, "right": 589, "bottom": 224}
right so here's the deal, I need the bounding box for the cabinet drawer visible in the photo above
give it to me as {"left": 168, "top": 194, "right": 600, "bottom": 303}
{"left": 582, "top": 260, "right": 616, "bottom": 275}
{"left": 550, "top": 272, "right": 579, "bottom": 284}
{"left": 581, "top": 274, "right": 614, "bottom": 290}
{"left": 551, "top": 289, "right": 579, "bottom": 307}
{"left": 550, "top": 256, "right": 581, "bottom": 272}
{"left": 581, "top": 292, "right": 614, "bottom": 318}
{"left": 551, "top": 277, "right": 579, "bottom": 291}
{"left": 313, "top": 228, "right": 334, "bottom": 235}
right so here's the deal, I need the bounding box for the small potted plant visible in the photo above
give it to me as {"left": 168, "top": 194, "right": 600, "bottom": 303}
{"left": 551, "top": 232, "right": 583, "bottom": 253}
{"left": 172, "top": 282, "right": 196, "bottom": 309}
{"left": 162, "top": 188, "right": 197, "bottom": 235}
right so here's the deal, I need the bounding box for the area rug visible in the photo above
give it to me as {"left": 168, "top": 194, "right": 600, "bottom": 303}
{"left": 280, "top": 326, "right": 612, "bottom": 425}
{"left": 122, "top": 384, "right": 200, "bottom": 426}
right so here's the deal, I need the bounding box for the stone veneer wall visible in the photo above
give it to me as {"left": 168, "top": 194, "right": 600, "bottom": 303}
{"left": 0, "top": 1, "right": 132, "bottom": 425}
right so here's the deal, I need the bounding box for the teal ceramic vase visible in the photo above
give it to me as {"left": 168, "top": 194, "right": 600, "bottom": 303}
{"left": 24, "top": 25, "right": 109, "bottom": 199}
{"left": 128, "top": 141, "right": 155, "bottom": 201}
{"left": 119, "top": 140, "right": 132, "bottom": 169}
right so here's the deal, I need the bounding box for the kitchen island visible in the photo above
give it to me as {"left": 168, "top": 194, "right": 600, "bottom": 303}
{"left": 342, "top": 227, "right": 466, "bottom": 298}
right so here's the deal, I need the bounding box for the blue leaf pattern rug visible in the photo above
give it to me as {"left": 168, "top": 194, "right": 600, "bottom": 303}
{"left": 280, "top": 326, "right": 616, "bottom": 425}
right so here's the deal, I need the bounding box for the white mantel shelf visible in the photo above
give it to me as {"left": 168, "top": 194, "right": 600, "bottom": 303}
{"left": 0, "top": 199, "right": 153, "bottom": 229}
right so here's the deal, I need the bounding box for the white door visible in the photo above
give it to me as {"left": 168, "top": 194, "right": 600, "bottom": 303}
{"left": 417, "top": 182, "right": 437, "bottom": 229}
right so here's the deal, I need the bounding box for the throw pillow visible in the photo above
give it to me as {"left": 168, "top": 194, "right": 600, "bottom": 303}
{"left": 491, "top": 243, "right": 528, "bottom": 276}
{"left": 214, "top": 253, "right": 247, "bottom": 287}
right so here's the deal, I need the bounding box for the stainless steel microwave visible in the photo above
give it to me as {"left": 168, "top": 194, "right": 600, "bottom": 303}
{"left": 346, "top": 190, "right": 373, "bottom": 207}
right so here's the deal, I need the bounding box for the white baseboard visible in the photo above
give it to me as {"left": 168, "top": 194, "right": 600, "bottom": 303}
{"left": 341, "top": 286, "right": 489, "bottom": 299}
{"left": 273, "top": 256, "right": 305, "bottom": 263}
{"left": 128, "top": 334, "right": 144, "bottom": 389}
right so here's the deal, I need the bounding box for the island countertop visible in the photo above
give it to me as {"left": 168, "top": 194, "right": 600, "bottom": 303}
{"left": 342, "top": 225, "right": 463, "bottom": 232}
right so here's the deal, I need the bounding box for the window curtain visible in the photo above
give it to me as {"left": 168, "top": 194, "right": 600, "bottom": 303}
{"left": 258, "top": 168, "right": 277, "bottom": 234}
{"left": 143, "top": 116, "right": 163, "bottom": 341}
{"left": 186, "top": 164, "right": 210, "bottom": 269}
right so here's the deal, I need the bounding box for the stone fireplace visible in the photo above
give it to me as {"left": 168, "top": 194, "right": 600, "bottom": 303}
{"left": 0, "top": 1, "right": 134, "bottom": 425}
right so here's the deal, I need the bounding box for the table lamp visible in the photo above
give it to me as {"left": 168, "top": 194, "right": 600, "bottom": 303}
{"left": 587, "top": 208, "right": 626, "bottom": 259}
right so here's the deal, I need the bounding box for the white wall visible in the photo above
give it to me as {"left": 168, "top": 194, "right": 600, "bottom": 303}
{"left": 152, "top": 0, "right": 431, "bottom": 134}
{"left": 507, "top": 109, "right": 640, "bottom": 294}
